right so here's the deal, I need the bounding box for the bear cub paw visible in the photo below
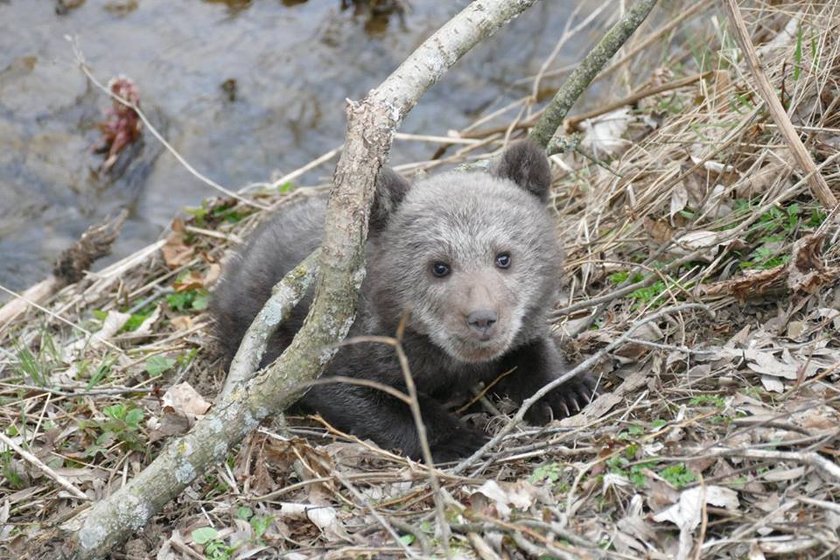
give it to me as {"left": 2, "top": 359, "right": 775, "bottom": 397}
{"left": 524, "top": 372, "right": 598, "bottom": 426}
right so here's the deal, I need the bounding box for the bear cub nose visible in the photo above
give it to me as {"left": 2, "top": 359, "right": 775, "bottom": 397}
{"left": 467, "top": 309, "right": 497, "bottom": 340}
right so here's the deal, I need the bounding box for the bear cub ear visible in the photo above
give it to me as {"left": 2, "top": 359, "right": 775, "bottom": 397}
{"left": 370, "top": 167, "right": 411, "bottom": 232}
{"left": 492, "top": 140, "right": 552, "bottom": 202}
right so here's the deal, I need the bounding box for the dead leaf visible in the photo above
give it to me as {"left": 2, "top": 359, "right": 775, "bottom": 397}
{"left": 643, "top": 216, "right": 674, "bottom": 243}
{"left": 653, "top": 485, "right": 739, "bottom": 531}
{"left": 161, "top": 218, "right": 195, "bottom": 269}
{"left": 470, "top": 480, "right": 543, "bottom": 518}
{"left": 787, "top": 233, "right": 838, "bottom": 293}
{"left": 162, "top": 382, "right": 211, "bottom": 417}
{"left": 580, "top": 108, "right": 633, "bottom": 159}
{"left": 170, "top": 315, "right": 194, "bottom": 331}
{"left": 62, "top": 310, "right": 131, "bottom": 361}
{"left": 670, "top": 185, "right": 689, "bottom": 219}
{"left": 173, "top": 270, "right": 207, "bottom": 293}
{"left": 279, "top": 502, "right": 348, "bottom": 541}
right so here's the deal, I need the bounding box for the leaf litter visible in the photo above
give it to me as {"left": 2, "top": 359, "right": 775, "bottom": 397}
{"left": 1, "top": 1, "right": 839, "bottom": 558}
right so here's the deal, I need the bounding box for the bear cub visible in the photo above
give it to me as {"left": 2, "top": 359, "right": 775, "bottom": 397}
{"left": 211, "top": 141, "right": 596, "bottom": 462}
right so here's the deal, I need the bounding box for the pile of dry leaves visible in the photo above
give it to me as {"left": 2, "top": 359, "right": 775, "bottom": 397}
{"left": 1, "top": 1, "right": 838, "bottom": 558}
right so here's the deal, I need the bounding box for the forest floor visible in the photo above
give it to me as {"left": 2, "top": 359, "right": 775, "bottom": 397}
{"left": 1, "top": 1, "right": 839, "bottom": 559}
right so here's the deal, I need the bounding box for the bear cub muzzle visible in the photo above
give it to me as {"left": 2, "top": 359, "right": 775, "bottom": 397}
{"left": 211, "top": 140, "right": 597, "bottom": 462}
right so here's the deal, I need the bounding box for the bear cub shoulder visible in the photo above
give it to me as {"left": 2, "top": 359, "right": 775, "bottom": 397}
{"left": 211, "top": 141, "right": 596, "bottom": 462}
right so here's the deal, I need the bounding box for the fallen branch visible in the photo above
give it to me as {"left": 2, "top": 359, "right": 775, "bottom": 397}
{"left": 460, "top": 72, "right": 709, "bottom": 140}
{"left": 58, "top": 1, "right": 542, "bottom": 557}
{"left": 698, "top": 446, "right": 840, "bottom": 483}
{"left": 218, "top": 249, "right": 320, "bottom": 400}
{"left": 0, "top": 432, "right": 87, "bottom": 501}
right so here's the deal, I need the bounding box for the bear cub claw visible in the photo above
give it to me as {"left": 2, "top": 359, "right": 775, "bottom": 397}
{"left": 524, "top": 372, "right": 598, "bottom": 425}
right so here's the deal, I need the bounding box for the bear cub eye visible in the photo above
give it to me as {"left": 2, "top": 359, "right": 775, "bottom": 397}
{"left": 495, "top": 252, "right": 512, "bottom": 269}
{"left": 431, "top": 261, "right": 451, "bottom": 278}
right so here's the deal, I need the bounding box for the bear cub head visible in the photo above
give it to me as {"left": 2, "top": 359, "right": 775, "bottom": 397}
{"left": 368, "top": 141, "right": 561, "bottom": 364}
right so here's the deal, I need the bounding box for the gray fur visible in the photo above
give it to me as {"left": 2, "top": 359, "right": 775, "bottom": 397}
{"left": 211, "top": 141, "right": 595, "bottom": 462}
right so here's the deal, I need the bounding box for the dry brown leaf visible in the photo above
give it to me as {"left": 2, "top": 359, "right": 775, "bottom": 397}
{"left": 787, "top": 233, "right": 838, "bottom": 293}
{"left": 643, "top": 216, "right": 674, "bottom": 243}
{"left": 161, "top": 218, "right": 195, "bottom": 269}
{"left": 580, "top": 108, "right": 633, "bottom": 159}
{"left": 670, "top": 184, "right": 689, "bottom": 219}
{"left": 173, "top": 269, "right": 207, "bottom": 293}
{"left": 170, "top": 315, "right": 194, "bottom": 331}
{"left": 278, "top": 502, "right": 348, "bottom": 542}
{"left": 161, "top": 382, "right": 211, "bottom": 417}
{"left": 469, "top": 480, "right": 544, "bottom": 518}
{"left": 61, "top": 310, "right": 131, "bottom": 362}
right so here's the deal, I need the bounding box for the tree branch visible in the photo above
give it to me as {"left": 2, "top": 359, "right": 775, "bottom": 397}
{"left": 218, "top": 249, "right": 320, "bottom": 400}
{"left": 528, "top": 0, "right": 658, "bottom": 152}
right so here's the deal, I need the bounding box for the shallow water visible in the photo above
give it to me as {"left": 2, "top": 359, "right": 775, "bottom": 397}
{"left": 0, "top": 0, "right": 602, "bottom": 297}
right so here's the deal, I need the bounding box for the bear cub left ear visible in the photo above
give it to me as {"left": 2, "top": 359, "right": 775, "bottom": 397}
{"left": 492, "top": 140, "right": 552, "bottom": 202}
{"left": 370, "top": 167, "right": 411, "bottom": 232}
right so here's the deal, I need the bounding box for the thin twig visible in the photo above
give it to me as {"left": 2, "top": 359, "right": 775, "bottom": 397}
{"left": 0, "top": 432, "right": 88, "bottom": 500}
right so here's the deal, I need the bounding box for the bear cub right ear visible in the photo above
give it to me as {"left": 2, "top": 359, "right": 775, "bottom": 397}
{"left": 493, "top": 140, "right": 552, "bottom": 202}
{"left": 370, "top": 167, "right": 411, "bottom": 232}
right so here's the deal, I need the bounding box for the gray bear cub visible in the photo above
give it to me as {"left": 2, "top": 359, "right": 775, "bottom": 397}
{"left": 211, "top": 141, "right": 596, "bottom": 462}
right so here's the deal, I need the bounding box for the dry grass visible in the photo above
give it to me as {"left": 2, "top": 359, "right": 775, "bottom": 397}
{"left": 1, "top": 1, "right": 839, "bottom": 558}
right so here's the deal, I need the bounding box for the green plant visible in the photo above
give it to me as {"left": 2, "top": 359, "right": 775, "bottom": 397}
{"left": 607, "top": 456, "right": 655, "bottom": 488}
{"left": 793, "top": 25, "right": 803, "bottom": 81}
{"left": 121, "top": 304, "right": 158, "bottom": 332}
{"left": 167, "top": 289, "right": 209, "bottom": 312}
{"left": 689, "top": 394, "right": 725, "bottom": 408}
{"left": 145, "top": 355, "right": 176, "bottom": 377}
{"left": 659, "top": 463, "right": 697, "bottom": 488}
{"left": 250, "top": 515, "right": 273, "bottom": 541}
{"left": 1, "top": 449, "right": 26, "bottom": 490}
{"left": 278, "top": 181, "right": 295, "bottom": 194}
{"left": 82, "top": 403, "right": 146, "bottom": 455}
{"left": 608, "top": 271, "right": 644, "bottom": 286}
{"left": 14, "top": 333, "right": 59, "bottom": 386}
{"left": 85, "top": 358, "right": 115, "bottom": 389}
{"left": 530, "top": 462, "right": 563, "bottom": 485}
{"left": 186, "top": 200, "right": 249, "bottom": 228}
{"left": 192, "top": 527, "right": 233, "bottom": 560}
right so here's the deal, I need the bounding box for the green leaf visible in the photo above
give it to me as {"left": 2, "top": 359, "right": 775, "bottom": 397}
{"left": 192, "top": 293, "right": 209, "bottom": 311}
{"left": 250, "top": 515, "right": 272, "bottom": 538}
{"left": 103, "top": 404, "right": 126, "bottom": 420}
{"left": 145, "top": 355, "right": 176, "bottom": 377}
{"left": 124, "top": 408, "right": 144, "bottom": 429}
{"left": 192, "top": 527, "right": 219, "bottom": 545}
